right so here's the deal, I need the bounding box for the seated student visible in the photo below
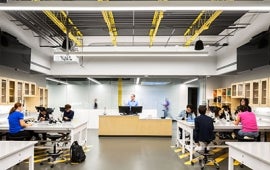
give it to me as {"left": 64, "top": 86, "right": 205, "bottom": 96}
{"left": 219, "top": 105, "right": 233, "bottom": 121}
{"left": 8, "top": 102, "right": 35, "bottom": 140}
{"left": 38, "top": 109, "right": 50, "bottom": 121}
{"left": 176, "top": 104, "right": 196, "bottom": 139}
{"left": 233, "top": 105, "right": 259, "bottom": 139}
{"left": 218, "top": 106, "right": 234, "bottom": 139}
{"left": 194, "top": 105, "right": 215, "bottom": 151}
{"left": 176, "top": 104, "right": 196, "bottom": 121}
{"left": 63, "top": 104, "right": 74, "bottom": 121}
{"left": 37, "top": 109, "right": 50, "bottom": 143}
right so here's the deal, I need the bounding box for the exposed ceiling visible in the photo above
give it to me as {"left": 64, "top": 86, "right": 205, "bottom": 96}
{"left": 4, "top": 1, "right": 250, "bottom": 48}
{"left": 1, "top": 0, "right": 268, "bottom": 83}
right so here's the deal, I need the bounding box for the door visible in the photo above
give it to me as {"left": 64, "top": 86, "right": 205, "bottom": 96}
{"left": 188, "top": 87, "right": 198, "bottom": 115}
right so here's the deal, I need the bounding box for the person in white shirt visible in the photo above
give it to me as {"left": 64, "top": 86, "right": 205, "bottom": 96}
{"left": 127, "top": 94, "right": 138, "bottom": 107}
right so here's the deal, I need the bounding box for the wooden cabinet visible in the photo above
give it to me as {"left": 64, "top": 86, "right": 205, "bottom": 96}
{"left": 211, "top": 87, "right": 231, "bottom": 107}
{"left": 231, "top": 82, "right": 244, "bottom": 98}
{"left": 39, "top": 87, "right": 48, "bottom": 107}
{"left": 251, "top": 80, "right": 259, "bottom": 106}
{"left": 17, "top": 81, "right": 23, "bottom": 103}
{"left": 8, "top": 79, "right": 16, "bottom": 103}
{"left": 250, "top": 78, "right": 268, "bottom": 107}
{"left": 23, "top": 82, "right": 36, "bottom": 97}
{"left": 260, "top": 78, "right": 268, "bottom": 106}
{"left": 0, "top": 76, "right": 43, "bottom": 106}
{"left": 231, "top": 78, "right": 269, "bottom": 107}
{"left": 244, "top": 81, "right": 251, "bottom": 100}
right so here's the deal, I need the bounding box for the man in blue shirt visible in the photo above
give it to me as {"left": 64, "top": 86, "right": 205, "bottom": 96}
{"left": 127, "top": 94, "right": 138, "bottom": 106}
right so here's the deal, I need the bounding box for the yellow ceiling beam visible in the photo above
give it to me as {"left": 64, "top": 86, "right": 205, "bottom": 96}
{"left": 149, "top": 10, "right": 164, "bottom": 47}
{"left": 149, "top": 0, "right": 166, "bottom": 47}
{"left": 43, "top": 11, "right": 83, "bottom": 47}
{"left": 98, "top": 0, "right": 118, "bottom": 46}
{"left": 184, "top": 10, "right": 222, "bottom": 46}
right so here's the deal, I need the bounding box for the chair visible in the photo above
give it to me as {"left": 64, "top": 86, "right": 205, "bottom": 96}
{"left": 46, "top": 134, "right": 64, "bottom": 168}
{"left": 192, "top": 142, "right": 220, "bottom": 170}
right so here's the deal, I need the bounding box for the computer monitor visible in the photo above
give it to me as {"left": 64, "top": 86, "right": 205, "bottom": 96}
{"left": 118, "top": 106, "right": 130, "bottom": 115}
{"left": 130, "top": 106, "right": 143, "bottom": 114}
{"left": 60, "top": 107, "right": 65, "bottom": 112}
{"left": 46, "top": 108, "right": 54, "bottom": 114}
{"left": 35, "top": 106, "right": 45, "bottom": 112}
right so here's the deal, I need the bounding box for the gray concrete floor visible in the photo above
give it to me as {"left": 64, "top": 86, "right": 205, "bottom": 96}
{"left": 11, "top": 121, "right": 251, "bottom": 170}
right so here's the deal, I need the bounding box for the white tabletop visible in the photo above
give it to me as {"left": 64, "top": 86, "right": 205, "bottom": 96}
{"left": 177, "top": 119, "right": 270, "bottom": 130}
{"left": 226, "top": 142, "right": 270, "bottom": 165}
{"left": 0, "top": 119, "right": 87, "bottom": 131}
{"left": 0, "top": 141, "right": 37, "bottom": 160}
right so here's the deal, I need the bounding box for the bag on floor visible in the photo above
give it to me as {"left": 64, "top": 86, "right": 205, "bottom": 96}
{"left": 70, "top": 141, "right": 86, "bottom": 163}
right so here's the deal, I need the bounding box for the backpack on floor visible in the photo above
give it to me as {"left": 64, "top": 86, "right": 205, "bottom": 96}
{"left": 70, "top": 141, "right": 86, "bottom": 163}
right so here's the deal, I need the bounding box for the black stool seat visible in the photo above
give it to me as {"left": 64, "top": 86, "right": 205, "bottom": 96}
{"left": 47, "top": 134, "right": 62, "bottom": 141}
{"left": 7, "top": 133, "right": 26, "bottom": 141}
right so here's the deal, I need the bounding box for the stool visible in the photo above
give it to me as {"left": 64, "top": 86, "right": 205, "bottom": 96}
{"left": 46, "top": 134, "right": 63, "bottom": 168}
{"left": 192, "top": 143, "right": 219, "bottom": 170}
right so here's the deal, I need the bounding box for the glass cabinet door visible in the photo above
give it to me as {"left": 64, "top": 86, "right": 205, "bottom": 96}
{"left": 24, "top": 82, "right": 30, "bottom": 96}
{"left": 30, "top": 83, "right": 36, "bottom": 96}
{"left": 244, "top": 82, "right": 251, "bottom": 100}
{"left": 17, "top": 81, "right": 23, "bottom": 103}
{"left": 260, "top": 79, "right": 268, "bottom": 105}
{"left": 237, "top": 83, "right": 244, "bottom": 97}
{"left": 9, "top": 80, "right": 16, "bottom": 103}
{"left": 252, "top": 81, "right": 259, "bottom": 105}
{"left": 39, "top": 88, "right": 44, "bottom": 106}
{"left": 231, "top": 84, "right": 237, "bottom": 97}
{"left": 1, "top": 79, "right": 7, "bottom": 104}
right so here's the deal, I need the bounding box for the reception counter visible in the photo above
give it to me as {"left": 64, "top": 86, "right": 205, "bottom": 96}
{"left": 98, "top": 115, "right": 172, "bottom": 137}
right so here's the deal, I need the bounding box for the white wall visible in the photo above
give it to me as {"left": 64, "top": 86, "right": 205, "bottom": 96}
{"left": 50, "top": 55, "right": 216, "bottom": 76}
{"left": 47, "top": 82, "right": 200, "bottom": 118}
{"left": 0, "top": 65, "right": 46, "bottom": 87}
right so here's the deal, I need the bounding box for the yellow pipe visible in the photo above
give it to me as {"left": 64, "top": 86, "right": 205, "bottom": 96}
{"left": 184, "top": 10, "right": 222, "bottom": 46}
{"left": 118, "top": 78, "right": 122, "bottom": 106}
{"left": 98, "top": 0, "right": 118, "bottom": 46}
{"left": 184, "top": 11, "right": 205, "bottom": 36}
{"left": 149, "top": 11, "right": 164, "bottom": 46}
{"left": 43, "top": 11, "right": 83, "bottom": 47}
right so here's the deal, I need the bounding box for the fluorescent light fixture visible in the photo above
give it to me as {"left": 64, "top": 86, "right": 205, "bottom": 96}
{"left": 54, "top": 51, "right": 209, "bottom": 57}
{"left": 0, "top": 1, "right": 270, "bottom": 11}
{"left": 136, "top": 77, "right": 140, "bottom": 85}
{"left": 46, "top": 77, "right": 68, "bottom": 85}
{"left": 183, "top": 78, "right": 198, "bottom": 84}
{"left": 87, "top": 77, "right": 101, "bottom": 85}
{"left": 141, "top": 81, "right": 170, "bottom": 86}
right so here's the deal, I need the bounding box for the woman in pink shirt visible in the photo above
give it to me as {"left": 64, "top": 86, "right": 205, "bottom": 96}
{"left": 234, "top": 105, "right": 259, "bottom": 139}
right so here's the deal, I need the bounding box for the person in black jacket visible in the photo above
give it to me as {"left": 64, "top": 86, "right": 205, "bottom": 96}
{"left": 194, "top": 105, "right": 215, "bottom": 151}
{"left": 37, "top": 109, "right": 49, "bottom": 143}
{"left": 63, "top": 104, "right": 74, "bottom": 121}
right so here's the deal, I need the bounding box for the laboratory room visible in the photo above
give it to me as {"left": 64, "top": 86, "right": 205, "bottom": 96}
{"left": 0, "top": 1, "right": 270, "bottom": 170}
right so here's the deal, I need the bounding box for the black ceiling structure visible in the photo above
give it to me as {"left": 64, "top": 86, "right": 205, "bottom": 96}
{"left": 6, "top": 10, "right": 247, "bottom": 47}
